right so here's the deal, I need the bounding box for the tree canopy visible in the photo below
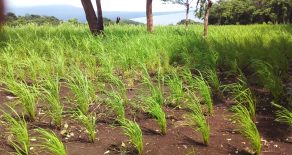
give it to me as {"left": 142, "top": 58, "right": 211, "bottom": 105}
{"left": 209, "top": 0, "right": 292, "bottom": 25}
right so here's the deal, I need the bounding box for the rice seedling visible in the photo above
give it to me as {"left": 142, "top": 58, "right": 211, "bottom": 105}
{"left": 120, "top": 119, "right": 143, "bottom": 155}
{"left": 41, "top": 77, "right": 63, "bottom": 128}
{"left": 251, "top": 59, "right": 284, "bottom": 101}
{"left": 145, "top": 97, "right": 167, "bottom": 135}
{"left": 193, "top": 74, "right": 213, "bottom": 115}
{"left": 166, "top": 71, "right": 185, "bottom": 107}
{"left": 204, "top": 69, "right": 221, "bottom": 95}
{"left": 106, "top": 73, "right": 127, "bottom": 103}
{"left": 0, "top": 107, "right": 30, "bottom": 155}
{"left": 141, "top": 64, "right": 164, "bottom": 105}
{"left": 184, "top": 94, "right": 210, "bottom": 145}
{"left": 231, "top": 104, "right": 261, "bottom": 155}
{"left": 224, "top": 80, "right": 256, "bottom": 121}
{"left": 233, "top": 88, "right": 256, "bottom": 121}
{"left": 106, "top": 91, "right": 125, "bottom": 121}
{"left": 272, "top": 102, "right": 292, "bottom": 126}
{"left": 4, "top": 79, "right": 39, "bottom": 121}
{"left": 68, "top": 68, "right": 95, "bottom": 114}
{"left": 36, "top": 128, "right": 67, "bottom": 155}
{"left": 74, "top": 110, "right": 97, "bottom": 143}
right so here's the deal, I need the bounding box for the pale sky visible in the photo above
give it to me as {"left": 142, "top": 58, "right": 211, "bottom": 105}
{"left": 7, "top": 0, "right": 192, "bottom": 12}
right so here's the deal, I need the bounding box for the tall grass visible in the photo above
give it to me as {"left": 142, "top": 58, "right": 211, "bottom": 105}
{"left": 0, "top": 107, "right": 30, "bottom": 155}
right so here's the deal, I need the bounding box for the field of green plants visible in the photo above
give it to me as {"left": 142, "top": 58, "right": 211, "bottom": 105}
{"left": 0, "top": 24, "right": 291, "bottom": 155}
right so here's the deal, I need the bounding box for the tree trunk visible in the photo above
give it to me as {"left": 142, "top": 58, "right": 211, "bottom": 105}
{"left": 80, "top": 0, "right": 99, "bottom": 35}
{"left": 185, "top": 1, "right": 190, "bottom": 27}
{"left": 203, "top": 0, "right": 212, "bottom": 37}
{"left": 146, "top": 0, "right": 153, "bottom": 32}
{"left": 0, "top": 0, "right": 4, "bottom": 27}
{"left": 96, "top": 0, "right": 104, "bottom": 34}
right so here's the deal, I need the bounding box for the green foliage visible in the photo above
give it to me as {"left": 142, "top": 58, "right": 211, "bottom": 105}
{"left": 177, "top": 19, "right": 202, "bottom": 25}
{"left": 231, "top": 104, "right": 261, "bottom": 155}
{"left": 36, "top": 128, "right": 67, "bottom": 155}
{"left": 272, "top": 102, "right": 292, "bottom": 126}
{"left": 0, "top": 107, "right": 30, "bottom": 155}
{"left": 4, "top": 79, "right": 39, "bottom": 121}
{"left": 210, "top": 0, "right": 292, "bottom": 25}
{"left": 6, "top": 13, "right": 61, "bottom": 26}
{"left": 120, "top": 119, "right": 143, "bottom": 155}
{"left": 68, "top": 68, "right": 95, "bottom": 114}
{"left": 75, "top": 110, "right": 97, "bottom": 143}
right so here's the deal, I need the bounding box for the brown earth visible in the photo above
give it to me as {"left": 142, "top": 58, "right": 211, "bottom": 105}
{"left": 0, "top": 84, "right": 291, "bottom": 155}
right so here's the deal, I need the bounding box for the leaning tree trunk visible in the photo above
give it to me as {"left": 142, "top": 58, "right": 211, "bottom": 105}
{"left": 96, "top": 0, "right": 104, "bottom": 34}
{"left": 146, "top": 0, "right": 153, "bottom": 32}
{"left": 203, "top": 0, "right": 212, "bottom": 37}
{"left": 80, "top": 0, "right": 99, "bottom": 35}
{"left": 0, "top": 0, "right": 4, "bottom": 27}
{"left": 185, "top": 0, "right": 190, "bottom": 26}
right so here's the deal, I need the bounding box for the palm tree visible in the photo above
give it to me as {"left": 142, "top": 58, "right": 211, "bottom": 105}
{"left": 146, "top": 0, "right": 154, "bottom": 32}
{"left": 80, "top": 0, "right": 104, "bottom": 35}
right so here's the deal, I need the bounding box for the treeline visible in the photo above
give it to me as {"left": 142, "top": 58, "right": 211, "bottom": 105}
{"left": 5, "top": 12, "right": 143, "bottom": 26}
{"left": 209, "top": 0, "right": 292, "bottom": 25}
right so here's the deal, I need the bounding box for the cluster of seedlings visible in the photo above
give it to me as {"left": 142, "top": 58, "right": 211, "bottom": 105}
{"left": 0, "top": 25, "right": 291, "bottom": 155}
